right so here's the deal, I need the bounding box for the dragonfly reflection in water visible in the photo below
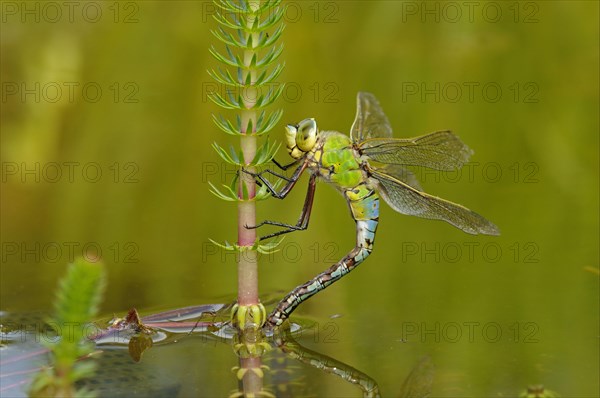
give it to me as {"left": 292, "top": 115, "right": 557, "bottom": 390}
{"left": 0, "top": 305, "right": 387, "bottom": 397}
{"left": 246, "top": 92, "right": 500, "bottom": 328}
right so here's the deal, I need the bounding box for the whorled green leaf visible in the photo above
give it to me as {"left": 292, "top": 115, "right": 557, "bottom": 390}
{"left": 218, "top": 0, "right": 282, "bottom": 17}
{"left": 212, "top": 11, "right": 243, "bottom": 30}
{"left": 208, "top": 90, "right": 245, "bottom": 110}
{"left": 207, "top": 67, "right": 236, "bottom": 87}
{"left": 52, "top": 259, "right": 105, "bottom": 328}
{"left": 255, "top": 23, "right": 285, "bottom": 49}
{"left": 256, "top": 237, "right": 284, "bottom": 253}
{"left": 255, "top": 110, "right": 266, "bottom": 130}
{"left": 208, "top": 181, "right": 239, "bottom": 201}
{"left": 209, "top": 0, "right": 286, "bottom": 212}
{"left": 208, "top": 236, "right": 284, "bottom": 253}
{"left": 250, "top": 140, "right": 281, "bottom": 166}
{"left": 255, "top": 0, "right": 282, "bottom": 15}
{"left": 208, "top": 238, "right": 240, "bottom": 251}
{"left": 212, "top": 114, "right": 242, "bottom": 136}
{"left": 30, "top": 259, "right": 106, "bottom": 398}
{"left": 211, "top": 26, "right": 246, "bottom": 48}
{"left": 245, "top": 117, "right": 253, "bottom": 135}
{"left": 209, "top": 45, "right": 245, "bottom": 69}
{"left": 229, "top": 90, "right": 244, "bottom": 109}
{"left": 258, "top": 6, "right": 284, "bottom": 30}
{"left": 241, "top": 178, "right": 249, "bottom": 199}
{"left": 69, "top": 361, "right": 98, "bottom": 382}
{"left": 212, "top": 142, "right": 243, "bottom": 165}
{"left": 208, "top": 63, "right": 284, "bottom": 90}
{"left": 255, "top": 108, "right": 283, "bottom": 135}
{"left": 254, "top": 175, "right": 282, "bottom": 201}
{"left": 254, "top": 63, "right": 285, "bottom": 86}
{"left": 254, "top": 181, "right": 271, "bottom": 201}
{"left": 256, "top": 44, "right": 283, "bottom": 68}
{"left": 250, "top": 12, "right": 260, "bottom": 31}
{"left": 214, "top": 0, "right": 248, "bottom": 13}
{"left": 245, "top": 33, "right": 253, "bottom": 50}
{"left": 254, "top": 84, "right": 285, "bottom": 108}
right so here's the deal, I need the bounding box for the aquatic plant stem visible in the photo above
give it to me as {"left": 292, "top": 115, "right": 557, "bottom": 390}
{"left": 209, "top": 0, "right": 284, "bottom": 327}
{"left": 237, "top": 142, "right": 257, "bottom": 307}
{"left": 237, "top": 0, "right": 260, "bottom": 307}
{"left": 240, "top": 356, "right": 262, "bottom": 395}
{"left": 208, "top": 0, "right": 283, "bottom": 392}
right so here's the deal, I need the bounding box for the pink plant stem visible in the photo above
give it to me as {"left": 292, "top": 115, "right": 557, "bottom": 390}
{"left": 237, "top": 0, "right": 260, "bottom": 307}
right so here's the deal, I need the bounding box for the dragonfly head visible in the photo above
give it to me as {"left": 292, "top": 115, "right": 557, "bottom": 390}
{"left": 285, "top": 118, "right": 318, "bottom": 159}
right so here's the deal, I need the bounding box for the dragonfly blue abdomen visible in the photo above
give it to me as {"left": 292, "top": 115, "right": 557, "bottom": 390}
{"left": 267, "top": 217, "right": 377, "bottom": 328}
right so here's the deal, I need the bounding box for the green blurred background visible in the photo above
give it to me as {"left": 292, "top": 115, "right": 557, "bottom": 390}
{"left": 1, "top": 1, "right": 598, "bottom": 396}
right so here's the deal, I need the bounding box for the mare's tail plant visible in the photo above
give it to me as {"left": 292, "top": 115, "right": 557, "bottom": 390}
{"left": 29, "top": 258, "right": 106, "bottom": 398}
{"left": 208, "top": 0, "right": 285, "bottom": 331}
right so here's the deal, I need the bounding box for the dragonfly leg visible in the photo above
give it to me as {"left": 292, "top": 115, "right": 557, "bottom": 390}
{"left": 243, "top": 167, "right": 294, "bottom": 183}
{"left": 272, "top": 158, "right": 300, "bottom": 171}
{"left": 239, "top": 158, "right": 298, "bottom": 192}
{"left": 243, "top": 160, "right": 307, "bottom": 199}
{"left": 249, "top": 174, "right": 317, "bottom": 241}
{"left": 266, "top": 217, "right": 379, "bottom": 329}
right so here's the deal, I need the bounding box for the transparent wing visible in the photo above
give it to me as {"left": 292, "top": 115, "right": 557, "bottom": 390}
{"left": 399, "top": 356, "right": 435, "bottom": 398}
{"left": 379, "top": 164, "right": 423, "bottom": 191}
{"left": 371, "top": 170, "right": 499, "bottom": 235}
{"left": 359, "top": 131, "right": 473, "bottom": 171}
{"left": 350, "top": 92, "right": 393, "bottom": 142}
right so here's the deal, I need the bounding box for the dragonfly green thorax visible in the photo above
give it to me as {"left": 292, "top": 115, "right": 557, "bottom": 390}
{"left": 249, "top": 92, "right": 500, "bottom": 328}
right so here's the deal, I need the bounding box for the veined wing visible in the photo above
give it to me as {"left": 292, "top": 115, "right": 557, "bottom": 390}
{"left": 371, "top": 170, "right": 499, "bottom": 235}
{"left": 379, "top": 164, "right": 423, "bottom": 191}
{"left": 359, "top": 131, "right": 473, "bottom": 171}
{"left": 350, "top": 92, "right": 393, "bottom": 142}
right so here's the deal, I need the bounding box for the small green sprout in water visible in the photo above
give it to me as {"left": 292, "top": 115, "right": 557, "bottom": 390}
{"left": 520, "top": 385, "right": 561, "bottom": 398}
{"left": 29, "top": 258, "right": 106, "bottom": 398}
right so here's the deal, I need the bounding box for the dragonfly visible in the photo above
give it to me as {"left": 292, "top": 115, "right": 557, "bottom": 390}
{"left": 245, "top": 92, "right": 500, "bottom": 328}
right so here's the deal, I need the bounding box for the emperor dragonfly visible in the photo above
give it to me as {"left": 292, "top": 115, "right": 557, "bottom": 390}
{"left": 247, "top": 92, "right": 500, "bottom": 328}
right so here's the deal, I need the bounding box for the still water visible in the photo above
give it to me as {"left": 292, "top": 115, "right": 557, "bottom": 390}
{"left": 1, "top": 1, "right": 598, "bottom": 397}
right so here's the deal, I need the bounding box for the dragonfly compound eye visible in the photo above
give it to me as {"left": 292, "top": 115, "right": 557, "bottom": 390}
{"left": 285, "top": 124, "right": 299, "bottom": 155}
{"left": 296, "top": 118, "right": 318, "bottom": 151}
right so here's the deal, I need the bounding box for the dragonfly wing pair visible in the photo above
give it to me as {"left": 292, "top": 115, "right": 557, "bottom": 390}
{"left": 351, "top": 91, "right": 499, "bottom": 236}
